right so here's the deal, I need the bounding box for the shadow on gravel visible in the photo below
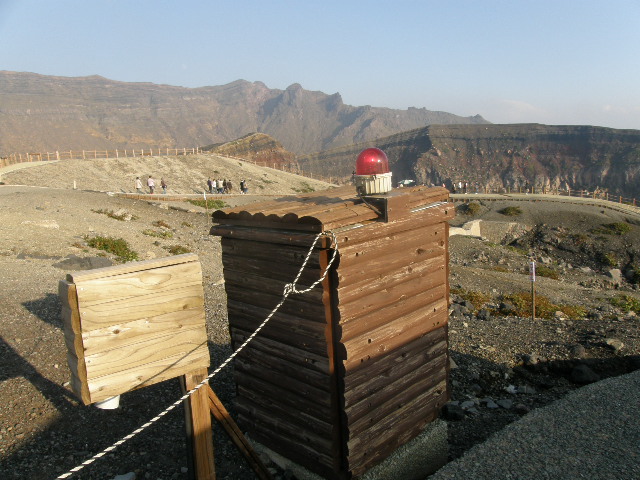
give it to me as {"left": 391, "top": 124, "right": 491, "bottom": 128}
{"left": 0, "top": 337, "right": 77, "bottom": 412}
{"left": 22, "top": 293, "right": 64, "bottom": 329}
{"left": 446, "top": 349, "right": 640, "bottom": 461}
{"left": 0, "top": 341, "right": 258, "bottom": 480}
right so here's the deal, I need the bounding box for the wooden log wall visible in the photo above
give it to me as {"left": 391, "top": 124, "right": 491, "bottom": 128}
{"left": 219, "top": 235, "right": 343, "bottom": 478}
{"left": 332, "top": 204, "right": 453, "bottom": 475}
{"left": 212, "top": 186, "right": 453, "bottom": 479}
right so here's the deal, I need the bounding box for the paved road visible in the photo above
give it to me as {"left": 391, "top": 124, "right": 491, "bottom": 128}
{"left": 0, "top": 160, "right": 59, "bottom": 176}
{"left": 450, "top": 192, "right": 640, "bottom": 219}
{"left": 429, "top": 369, "right": 640, "bottom": 480}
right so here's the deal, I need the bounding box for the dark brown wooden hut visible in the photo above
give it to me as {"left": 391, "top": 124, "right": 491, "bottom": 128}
{"left": 210, "top": 185, "right": 453, "bottom": 479}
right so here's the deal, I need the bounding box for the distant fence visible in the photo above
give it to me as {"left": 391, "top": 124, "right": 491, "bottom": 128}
{"left": 454, "top": 185, "right": 638, "bottom": 208}
{"left": 0, "top": 147, "right": 202, "bottom": 168}
{"left": 0, "top": 147, "right": 337, "bottom": 184}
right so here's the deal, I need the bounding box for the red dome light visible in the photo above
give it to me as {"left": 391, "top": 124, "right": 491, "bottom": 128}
{"left": 355, "top": 148, "right": 390, "bottom": 176}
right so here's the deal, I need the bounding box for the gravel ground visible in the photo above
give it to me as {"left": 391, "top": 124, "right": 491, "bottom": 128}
{"left": 1, "top": 179, "right": 639, "bottom": 480}
{"left": 431, "top": 369, "right": 640, "bottom": 480}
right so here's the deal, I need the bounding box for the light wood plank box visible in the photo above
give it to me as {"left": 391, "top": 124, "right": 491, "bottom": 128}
{"left": 59, "top": 253, "right": 210, "bottom": 405}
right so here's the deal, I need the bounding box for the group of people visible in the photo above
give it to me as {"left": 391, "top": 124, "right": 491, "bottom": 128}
{"left": 450, "top": 181, "right": 471, "bottom": 194}
{"left": 136, "top": 175, "right": 167, "bottom": 194}
{"left": 207, "top": 178, "right": 248, "bottom": 194}
{"left": 134, "top": 175, "right": 248, "bottom": 195}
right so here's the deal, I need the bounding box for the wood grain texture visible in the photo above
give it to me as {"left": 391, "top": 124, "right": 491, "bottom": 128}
{"left": 211, "top": 186, "right": 452, "bottom": 478}
{"left": 87, "top": 347, "right": 210, "bottom": 402}
{"left": 76, "top": 284, "right": 204, "bottom": 331}
{"left": 84, "top": 326, "right": 208, "bottom": 378}
{"left": 59, "top": 280, "right": 91, "bottom": 404}
{"left": 73, "top": 261, "right": 203, "bottom": 306}
{"left": 60, "top": 256, "right": 210, "bottom": 405}
{"left": 182, "top": 368, "right": 215, "bottom": 480}
{"left": 68, "top": 253, "right": 199, "bottom": 282}
{"left": 81, "top": 308, "right": 206, "bottom": 355}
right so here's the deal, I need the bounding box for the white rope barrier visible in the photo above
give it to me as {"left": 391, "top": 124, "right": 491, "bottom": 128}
{"left": 57, "top": 230, "right": 339, "bottom": 479}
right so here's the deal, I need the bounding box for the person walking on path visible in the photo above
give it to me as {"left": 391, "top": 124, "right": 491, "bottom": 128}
{"left": 147, "top": 175, "right": 155, "bottom": 194}
{"left": 135, "top": 176, "right": 143, "bottom": 194}
{"left": 207, "top": 177, "right": 213, "bottom": 194}
{"left": 217, "top": 179, "right": 224, "bottom": 194}
{"left": 161, "top": 178, "right": 167, "bottom": 194}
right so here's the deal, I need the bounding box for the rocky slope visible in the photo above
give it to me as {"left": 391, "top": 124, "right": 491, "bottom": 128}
{"left": 0, "top": 153, "right": 331, "bottom": 195}
{"left": 297, "top": 123, "right": 640, "bottom": 197}
{"left": 444, "top": 198, "right": 640, "bottom": 460}
{"left": 0, "top": 71, "right": 487, "bottom": 156}
{"left": 202, "top": 133, "right": 295, "bottom": 168}
{"left": 1, "top": 181, "right": 639, "bottom": 479}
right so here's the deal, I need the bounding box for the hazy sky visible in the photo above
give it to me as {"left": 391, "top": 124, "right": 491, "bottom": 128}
{"left": 1, "top": 0, "right": 639, "bottom": 129}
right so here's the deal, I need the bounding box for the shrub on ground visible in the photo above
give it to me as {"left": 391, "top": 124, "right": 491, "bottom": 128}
{"left": 451, "top": 288, "right": 492, "bottom": 312}
{"left": 85, "top": 235, "right": 138, "bottom": 262}
{"left": 609, "top": 294, "right": 640, "bottom": 314}
{"left": 457, "top": 202, "right": 482, "bottom": 216}
{"left": 592, "top": 222, "right": 631, "bottom": 235}
{"left": 498, "top": 206, "right": 522, "bottom": 216}
{"left": 292, "top": 182, "right": 315, "bottom": 193}
{"left": 499, "top": 292, "right": 586, "bottom": 319}
{"left": 142, "top": 229, "right": 173, "bottom": 239}
{"left": 187, "top": 199, "right": 228, "bottom": 210}
{"left": 164, "top": 245, "right": 191, "bottom": 255}
{"left": 152, "top": 220, "right": 171, "bottom": 229}
{"left": 91, "top": 209, "right": 138, "bottom": 221}
{"left": 535, "top": 264, "right": 560, "bottom": 280}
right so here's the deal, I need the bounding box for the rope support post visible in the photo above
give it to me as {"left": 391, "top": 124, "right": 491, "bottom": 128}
{"left": 56, "top": 230, "right": 338, "bottom": 480}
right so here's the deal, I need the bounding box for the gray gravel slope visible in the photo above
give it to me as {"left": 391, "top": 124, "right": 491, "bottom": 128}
{"left": 430, "top": 369, "right": 640, "bottom": 480}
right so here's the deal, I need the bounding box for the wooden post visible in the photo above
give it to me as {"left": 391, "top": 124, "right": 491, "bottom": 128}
{"left": 181, "top": 368, "right": 215, "bottom": 480}
{"left": 205, "top": 386, "right": 273, "bottom": 480}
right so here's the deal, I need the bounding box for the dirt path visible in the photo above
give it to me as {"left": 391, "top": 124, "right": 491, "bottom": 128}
{"left": 0, "top": 154, "right": 333, "bottom": 196}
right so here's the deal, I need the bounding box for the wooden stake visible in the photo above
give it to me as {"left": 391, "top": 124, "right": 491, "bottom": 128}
{"left": 181, "top": 368, "right": 216, "bottom": 480}
{"left": 205, "top": 385, "right": 273, "bottom": 480}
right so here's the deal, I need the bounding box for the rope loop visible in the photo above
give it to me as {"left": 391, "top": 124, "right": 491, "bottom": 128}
{"left": 57, "top": 229, "right": 338, "bottom": 479}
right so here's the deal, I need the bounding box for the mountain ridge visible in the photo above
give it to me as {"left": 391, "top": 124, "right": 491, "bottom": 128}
{"left": 297, "top": 123, "right": 640, "bottom": 197}
{"left": 0, "top": 71, "right": 488, "bottom": 155}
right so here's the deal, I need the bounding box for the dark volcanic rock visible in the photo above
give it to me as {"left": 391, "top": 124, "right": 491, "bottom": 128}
{"left": 53, "top": 254, "right": 114, "bottom": 271}
{"left": 298, "top": 123, "right": 640, "bottom": 198}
